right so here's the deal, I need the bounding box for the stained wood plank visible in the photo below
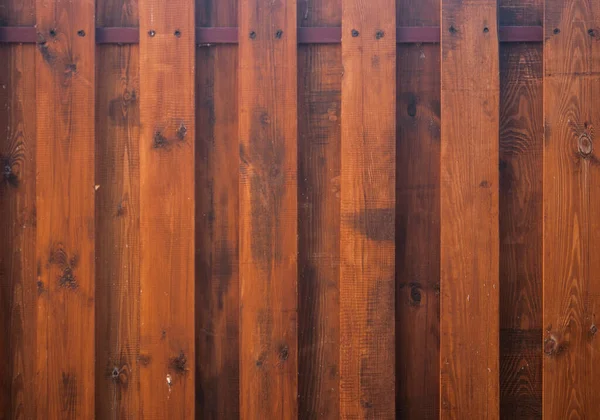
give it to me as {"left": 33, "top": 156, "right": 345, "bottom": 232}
{"left": 340, "top": 1, "right": 396, "bottom": 418}
{"left": 396, "top": 0, "right": 440, "bottom": 418}
{"left": 498, "top": 2, "right": 543, "bottom": 418}
{"left": 238, "top": 0, "right": 298, "bottom": 417}
{"left": 543, "top": 1, "right": 600, "bottom": 418}
{"left": 95, "top": 0, "right": 140, "bottom": 418}
{"left": 195, "top": 0, "right": 239, "bottom": 418}
{"left": 440, "top": 0, "right": 499, "bottom": 417}
{"left": 297, "top": 0, "right": 341, "bottom": 419}
{"left": 0, "top": 1, "right": 36, "bottom": 418}
{"left": 34, "top": 0, "right": 95, "bottom": 417}
{"left": 138, "top": 0, "right": 195, "bottom": 417}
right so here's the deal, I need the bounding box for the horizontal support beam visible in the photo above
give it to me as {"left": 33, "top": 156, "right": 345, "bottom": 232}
{"left": 0, "top": 26, "right": 543, "bottom": 44}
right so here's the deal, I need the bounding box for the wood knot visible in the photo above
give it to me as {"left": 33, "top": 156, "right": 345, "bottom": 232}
{"left": 578, "top": 134, "right": 593, "bottom": 156}
{"left": 449, "top": 25, "right": 457, "bottom": 34}
{"left": 275, "top": 29, "right": 283, "bottom": 39}
{"left": 169, "top": 351, "right": 188, "bottom": 373}
{"left": 410, "top": 284, "right": 422, "bottom": 305}
{"left": 351, "top": 29, "right": 359, "bottom": 37}
{"left": 177, "top": 123, "right": 187, "bottom": 140}
{"left": 544, "top": 333, "right": 567, "bottom": 356}
{"left": 153, "top": 131, "right": 168, "bottom": 149}
{"left": 375, "top": 30, "right": 384, "bottom": 39}
{"left": 590, "top": 324, "right": 598, "bottom": 337}
{"left": 278, "top": 345, "right": 289, "bottom": 362}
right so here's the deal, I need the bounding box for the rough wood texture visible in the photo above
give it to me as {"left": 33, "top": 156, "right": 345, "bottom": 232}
{"left": 396, "top": 0, "right": 440, "bottom": 418}
{"left": 138, "top": 0, "right": 195, "bottom": 417}
{"left": 544, "top": 1, "right": 600, "bottom": 418}
{"left": 0, "top": 1, "right": 36, "bottom": 418}
{"left": 195, "top": 0, "right": 239, "bottom": 418}
{"left": 238, "top": 0, "right": 298, "bottom": 418}
{"left": 340, "top": 1, "right": 396, "bottom": 418}
{"left": 440, "top": 0, "right": 499, "bottom": 417}
{"left": 498, "top": 2, "right": 543, "bottom": 419}
{"left": 34, "top": 0, "right": 95, "bottom": 417}
{"left": 95, "top": 0, "right": 140, "bottom": 418}
{"left": 297, "top": 0, "right": 341, "bottom": 419}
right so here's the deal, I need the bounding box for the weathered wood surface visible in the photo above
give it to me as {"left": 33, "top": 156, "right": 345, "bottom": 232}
{"left": 238, "top": 0, "right": 298, "bottom": 418}
{"left": 0, "top": 0, "right": 36, "bottom": 418}
{"left": 35, "top": 0, "right": 96, "bottom": 417}
{"left": 498, "top": 2, "right": 543, "bottom": 419}
{"left": 297, "top": 0, "right": 341, "bottom": 419}
{"left": 544, "top": 0, "right": 600, "bottom": 418}
{"left": 340, "top": 0, "right": 396, "bottom": 418}
{"left": 196, "top": 0, "right": 239, "bottom": 418}
{"left": 396, "top": 0, "right": 440, "bottom": 417}
{"left": 95, "top": 0, "right": 140, "bottom": 418}
{"left": 440, "top": 0, "right": 499, "bottom": 417}
{"left": 138, "top": 0, "right": 195, "bottom": 417}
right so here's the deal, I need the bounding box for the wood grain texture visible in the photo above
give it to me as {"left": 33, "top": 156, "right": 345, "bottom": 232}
{"left": 95, "top": 0, "right": 140, "bottom": 418}
{"left": 138, "top": 0, "right": 195, "bottom": 417}
{"left": 35, "top": 0, "right": 95, "bottom": 417}
{"left": 498, "top": 2, "right": 543, "bottom": 418}
{"left": 0, "top": 1, "right": 36, "bottom": 418}
{"left": 543, "top": 1, "right": 600, "bottom": 418}
{"left": 238, "top": 0, "right": 298, "bottom": 418}
{"left": 340, "top": 1, "right": 396, "bottom": 418}
{"left": 440, "top": 0, "right": 499, "bottom": 418}
{"left": 196, "top": 0, "right": 239, "bottom": 418}
{"left": 396, "top": 0, "right": 440, "bottom": 418}
{"left": 297, "top": 0, "right": 341, "bottom": 419}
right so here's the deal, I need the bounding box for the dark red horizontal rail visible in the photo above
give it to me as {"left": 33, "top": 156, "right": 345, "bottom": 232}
{"left": 0, "top": 26, "right": 543, "bottom": 44}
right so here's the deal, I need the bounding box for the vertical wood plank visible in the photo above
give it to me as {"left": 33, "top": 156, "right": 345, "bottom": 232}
{"left": 297, "top": 0, "right": 341, "bottom": 418}
{"left": 138, "top": 0, "right": 195, "bottom": 417}
{"left": 0, "top": 1, "right": 36, "bottom": 418}
{"left": 544, "top": 1, "right": 600, "bottom": 417}
{"left": 498, "top": 1, "right": 543, "bottom": 418}
{"left": 440, "top": 0, "right": 499, "bottom": 417}
{"left": 95, "top": 0, "right": 140, "bottom": 418}
{"left": 395, "top": 0, "right": 440, "bottom": 418}
{"left": 195, "top": 0, "right": 239, "bottom": 418}
{"left": 35, "top": 0, "right": 95, "bottom": 417}
{"left": 238, "top": 0, "right": 298, "bottom": 418}
{"left": 340, "top": 0, "right": 396, "bottom": 418}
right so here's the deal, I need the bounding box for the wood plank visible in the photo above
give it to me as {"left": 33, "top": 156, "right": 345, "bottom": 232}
{"left": 95, "top": 0, "right": 140, "bottom": 418}
{"left": 498, "top": 2, "right": 543, "bottom": 419}
{"left": 543, "top": 1, "right": 600, "bottom": 417}
{"left": 396, "top": 0, "right": 440, "bottom": 417}
{"left": 34, "top": 0, "right": 95, "bottom": 417}
{"left": 440, "top": 0, "right": 499, "bottom": 417}
{"left": 138, "top": 0, "right": 195, "bottom": 417}
{"left": 0, "top": 0, "right": 37, "bottom": 418}
{"left": 195, "top": 0, "right": 239, "bottom": 418}
{"left": 340, "top": 0, "right": 396, "bottom": 418}
{"left": 297, "top": 0, "right": 341, "bottom": 419}
{"left": 238, "top": 0, "right": 298, "bottom": 417}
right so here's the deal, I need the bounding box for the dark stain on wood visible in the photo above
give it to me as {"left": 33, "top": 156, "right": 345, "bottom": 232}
{"left": 60, "top": 372, "right": 77, "bottom": 417}
{"left": 351, "top": 208, "right": 395, "bottom": 242}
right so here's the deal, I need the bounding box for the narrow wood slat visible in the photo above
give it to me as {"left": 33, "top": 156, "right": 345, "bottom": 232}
{"left": 195, "top": 0, "right": 239, "bottom": 418}
{"left": 238, "top": 0, "right": 298, "bottom": 418}
{"left": 544, "top": 1, "right": 600, "bottom": 417}
{"left": 340, "top": 0, "right": 396, "bottom": 418}
{"left": 396, "top": 0, "right": 440, "bottom": 417}
{"left": 0, "top": 1, "right": 36, "bottom": 417}
{"left": 440, "top": 0, "right": 499, "bottom": 417}
{"left": 498, "top": 1, "right": 543, "bottom": 418}
{"left": 35, "top": 0, "right": 95, "bottom": 417}
{"left": 297, "top": 0, "right": 341, "bottom": 418}
{"left": 138, "top": 0, "right": 195, "bottom": 417}
{"left": 95, "top": 0, "right": 140, "bottom": 418}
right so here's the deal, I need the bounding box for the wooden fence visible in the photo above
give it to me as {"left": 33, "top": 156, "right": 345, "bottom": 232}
{"left": 0, "top": 0, "right": 597, "bottom": 418}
